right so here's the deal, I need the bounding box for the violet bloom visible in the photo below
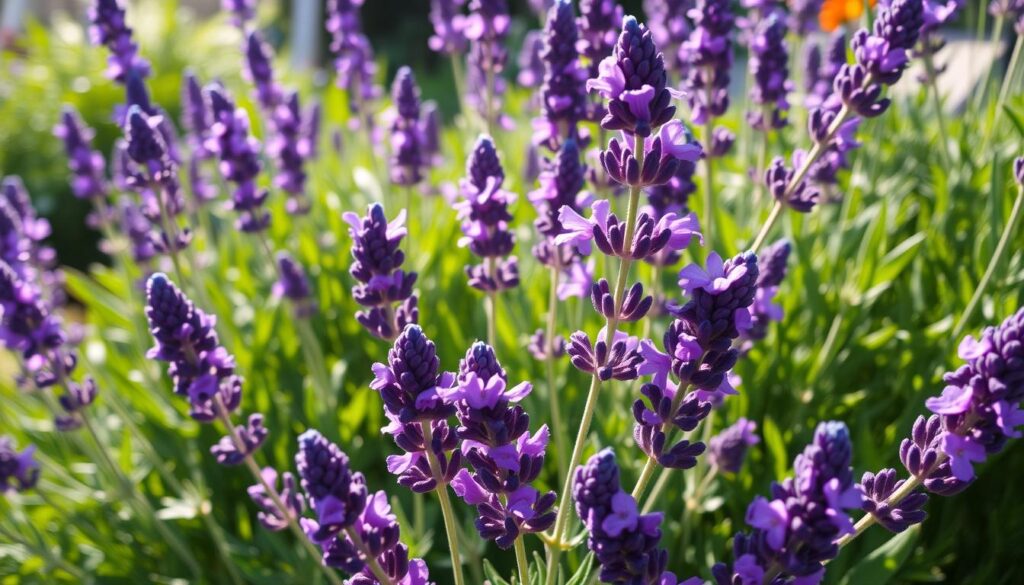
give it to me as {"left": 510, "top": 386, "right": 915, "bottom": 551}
{"left": 708, "top": 418, "right": 759, "bottom": 473}
{"left": 466, "top": 0, "right": 512, "bottom": 130}
{"left": 738, "top": 238, "right": 790, "bottom": 348}
{"left": 682, "top": 0, "right": 734, "bottom": 128}
{"left": 117, "top": 196, "right": 158, "bottom": 267}
{"left": 244, "top": 31, "right": 284, "bottom": 111}
{"left": 534, "top": 0, "right": 588, "bottom": 151}
{"left": 344, "top": 203, "right": 418, "bottom": 341}
{"left": 268, "top": 91, "right": 312, "bottom": 215}
{"left": 578, "top": 0, "right": 624, "bottom": 123}
{"left": 0, "top": 436, "right": 39, "bottom": 494}
{"left": 712, "top": 422, "right": 864, "bottom": 585}
{"left": 87, "top": 0, "right": 151, "bottom": 83}
{"left": 248, "top": 467, "right": 305, "bottom": 532}
{"left": 326, "top": 0, "right": 381, "bottom": 130}
{"left": 457, "top": 136, "right": 519, "bottom": 292}
{"left": 429, "top": 0, "right": 469, "bottom": 55}
{"left": 122, "top": 106, "right": 192, "bottom": 254}
{"left": 914, "top": 1, "right": 965, "bottom": 83}
{"left": 574, "top": 449, "right": 687, "bottom": 584}
{"left": 804, "top": 32, "right": 847, "bottom": 110}
{"left": 180, "top": 71, "right": 218, "bottom": 207}
{"left": 371, "top": 325, "right": 461, "bottom": 493}
{"left": 54, "top": 107, "right": 107, "bottom": 202}
{"left": 389, "top": 67, "right": 426, "bottom": 187}
{"left": 517, "top": 30, "right": 546, "bottom": 88}
{"left": 274, "top": 252, "right": 316, "bottom": 318}
{"left": 442, "top": 343, "right": 556, "bottom": 548}
{"left": 529, "top": 138, "right": 589, "bottom": 268}
{"left": 421, "top": 101, "right": 443, "bottom": 170}
{"left": 222, "top": 0, "right": 256, "bottom": 26}
{"left": 206, "top": 86, "right": 270, "bottom": 232}
{"left": 789, "top": 0, "right": 824, "bottom": 34}
{"left": 529, "top": 328, "right": 566, "bottom": 360}
{"left": 644, "top": 0, "right": 691, "bottom": 73}
{"left": 0, "top": 260, "right": 95, "bottom": 431}
{"left": 747, "top": 13, "right": 792, "bottom": 131}
{"left": 633, "top": 251, "right": 758, "bottom": 468}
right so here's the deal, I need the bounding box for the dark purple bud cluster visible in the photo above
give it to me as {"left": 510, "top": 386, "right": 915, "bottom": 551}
{"left": 529, "top": 328, "right": 566, "bottom": 360}
{"left": 764, "top": 153, "right": 821, "bottom": 213}
{"left": 568, "top": 327, "right": 643, "bottom": 381}
{"left": 573, "top": 448, "right": 681, "bottom": 584}
{"left": 840, "top": 0, "right": 923, "bottom": 116}
{"left": 804, "top": 32, "right": 847, "bottom": 110}
{"left": 122, "top": 107, "right": 192, "bottom": 254}
{"left": 429, "top": 0, "right": 469, "bottom": 55}
{"left": 295, "top": 430, "right": 432, "bottom": 583}
{"left": 1, "top": 436, "right": 39, "bottom": 494}
{"left": 244, "top": 31, "right": 283, "bottom": 112}
{"left": 529, "top": 138, "right": 588, "bottom": 267}
{"left": 221, "top": 0, "right": 256, "bottom": 27}
{"left": 533, "top": 0, "right": 588, "bottom": 151}
{"left": 371, "top": 325, "right": 460, "bottom": 493}
{"left": 858, "top": 467, "right": 928, "bottom": 532}
{"left": 207, "top": 87, "right": 270, "bottom": 232}
{"left": 273, "top": 252, "right": 316, "bottom": 318}
{"left": 443, "top": 343, "right": 556, "bottom": 548}
{"left": 746, "top": 14, "right": 792, "bottom": 131}
{"left": 180, "top": 72, "right": 219, "bottom": 207}
{"left": 88, "top": 0, "right": 151, "bottom": 83}
{"left": 389, "top": 67, "right": 426, "bottom": 187}
{"left": 326, "top": 0, "right": 381, "bottom": 129}
{"left": 457, "top": 136, "right": 519, "bottom": 292}
{"left": 53, "top": 107, "right": 108, "bottom": 202}
{"left": 712, "top": 422, "right": 864, "bottom": 585}
{"left": 708, "top": 417, "right": 759, "bottom": 474}
{"left": 591, "top": 280, "right": 653, "bottom": 322}
{"left": 466, "top": 0, "right": 513, "bottom": 131}
{"left": 633, "top": 252, "right": 759, "bottom": 466}
{"left": 789, "top": 0, "right": 824, "bottom": 34}
{"left": 682, "top": 0, "right": 734, "bottom": 127}
{"left": 344, "top": 203, "right": 418, "bottom": 341}
{"left": 739, "top": 239, "right": 790, "bottom": 348}
{"left": 556, "top": 198, "right": 702, "bottom": 262}
{"left": 247, "top": 466, "right": 305, "bottom": 532}
{"left": 517, "top": 30, "right": 545, "bottom": 89}
{"left": 645, "top": 0, "right": 692, "bottom": 72}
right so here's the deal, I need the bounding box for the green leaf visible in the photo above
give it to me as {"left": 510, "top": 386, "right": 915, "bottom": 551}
{"left": 564, "top": 554, "right": 594, "bottom": 585}
{"left": 761, "top": 416, "right": 788, "bottom": 480}
{"left": 837, "top": 526, "right": 920, "bottom": 585}
{"left": 483, "top": 559, "right": 512, "bottom": 585}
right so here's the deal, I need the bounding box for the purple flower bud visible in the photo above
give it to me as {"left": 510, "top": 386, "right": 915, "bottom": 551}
{"left": 567, "top": 327, "right": 642, "bottom": 381}
{"left": 88, "top": 0, "right": 151, "bottom": 83}
{"left": 389, "top": 67, "right": 425, "bottom": 187}
{"left": 267, "top": 91, "right": 312, "bottom": 214}
{"left": 591, "top": 280, "right": 653, "bottom": 322}
{"left": 707, "top": 126, "right": 735, "bottom": 158}
{"left": 429, "top": 0, "right": 469, "bottom": 55}
{"left": 600, "top": 121, "right": 704, "bottom": 188}
{"left": 708, "top": 418, "right": 759, "bottom": 473}
{"left": 247, "top": 466, "right": 305, "bottom": 532}
{"left": 529, "top": 328, "right": 566, "bottom": 360}
{"left": 578, "top": 0, "right": 624, "bottom": 81}
{"left": 0, "top": 436, "right": 39, "bottom": 493}
{"left": 1014, "top": 156, "right": 1024, "bottom": 186}
{"left": 207, "top": 86, "right": 270, "bottom": 232}
{"left": 533, "top": 0, "right": 588, "bottom": 150}
{"left": 746, "top": 13, "right": 791, "bottom": 131}
{"left": 645, "top": 0, "right": 692, "bottom": 72}
{"left": 222, "top": 0, "right": 256, "bottom": 26}
{"left": 764, "top": 154, "right": 820, "bottom": 213}
{"left": 54, "top": 107, "right": 108, "bottom": 201}
{"left": 683, "top": 0, "right": 735, "bottom": 125}
{"left": 244, "top": 31, "right": 283, "bottom": 111}
{"left": 295, "top": 429, "right": 368, "bottom": 543}
{"left": 326, "top": 0, "right": 381, "bottom": 128}
{"left": 211, "top": 413, "right": 268, "bottom": 465}
{"left": 859, "top": 468, "right": 928, "bottom": 533}
{"left": 517, "top": 30, "right": 546, "bottom": 88}
{"left": 789, "top": 0, "right": 824, "bottom": 35}
{"left": 274, "top": 252, "right": 316, "bottom": 318}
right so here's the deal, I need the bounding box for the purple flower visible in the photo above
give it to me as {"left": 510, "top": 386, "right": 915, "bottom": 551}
{"left": 326, "top": 0, "right": 381, "bottom": 129}
{"left": 568, "top": 326, "right": 643, "bottom": 381}
{"left": 644, "top": 0, "right": 692, "bottom": 72}
{"left": 274, "top": 252, "right": 316, "bottom": 318}
{"left": 789, "top": 0, "right": 824, "bottom": 34}
{"left": 600, "top": 120, "right": 705, "bottom": 188}
{"left": 859, "top": 468, "right": 928, "bottom": 533}
{"left": 764, "top": 153, "right": 821, "bottom": 213}
{"left": 207, "top": 86, "right": 270, "bottom": 233}
{"left": 371, "top": 325, "right": 460, "bottom": 493}
{"left": 267, "top": 91, "right": 312, "bottom": 214}
{"left": 222, "top": 0, "right": 256, "bottom": 26}
{"left": 0, "top": 436, "right": 39, "bottom": 494}
{"left": 517, "top": 30, "right": 546, "bottom": 88}
{"left": 145, "top": 273, "right": 242, "bottom": 424}
{"left": 247, "top": 467, "right": 305, "bottom": 532}
{"left": 530, "top": 138, "right": 590, "bottom": 266}
{"left": 88, "top": 0, "right": 151, "bottom": 83}
{"left": 558, "top": 197, "right": 702, "bottom": 261}
{"left": 389, "top": 67, "right": 426, "bottom": 187}
{"left": 54, "top": 107, "right": 108, "bottom": 201}
{"left": 296, "top": 429, "right": 368, "bottom": 543}
{"left": 573, "top": 448, "right": 679, "bottom": 584}
{"left": 587, "top": 16, "right": 680, "bottom": 138}
{"left": 458, "top": 136, "right": 519, "bottom": 292}
{"left": 713, "top": 422, "right": 864, "bottom": 584}
{"left": 682, "top": 0, "right": 735, "bottom": 126}
{"left": 244, "top": 31, "right": 284, "bottom": 111}
{"left": 466, "top": 0, "right": 512, "bottom": 130}
{"left": 180, "top": 72, "right": 219, "bottom": 207}
{"left": 442, "top": 343, "right": 556, "bottom": 548}
{"left": 739, "top": 239, "right": 791, "bottom": 347}
{"left": 746, "top": 13, "right": 792, "bottom": 131}
{"left": 429, "top": 0, "right": 469, "bottom": 55}
{"left": 709, "top": 418, "right": 759, "bottom": 473}
{"left": 533, "top": 0, "right": 588, "bottom": 151}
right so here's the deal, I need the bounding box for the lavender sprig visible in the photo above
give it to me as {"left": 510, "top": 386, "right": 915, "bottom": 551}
{"left": 0, "top": 436, "right": 39, "bottom": 494}
{"left": 533, "top": 0, "right": 588, "bottom": 151}
{"left": 206, "top": 86, "right": 270, "bottom": 233}
{"left": 88, "top": 0, "right": 151, "bottom": 83}
{"left": 388, "top": 67, "right": 426, "bottom": 188}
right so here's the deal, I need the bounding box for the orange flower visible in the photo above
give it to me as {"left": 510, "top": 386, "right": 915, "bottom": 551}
{"left": 818, "top": 0, "right": 877, "bottom": 32}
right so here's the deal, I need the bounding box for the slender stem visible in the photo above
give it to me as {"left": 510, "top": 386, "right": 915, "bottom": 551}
{"left": 973, "top": 16, "right": 1005, "bottom": 115}
{"left": 641, "top": 466, "right": 670, "bottom": 514}
{"left": 346, "top": 527, "right": 396, "bottom": 585}
{"left": 154, "top": 186, "right": 187, "bottom": 286}
{"left": 514, "top": 537, "right": 531, "bottom": 585}
{"left": 996, "top": 34, "right": 1024, "bottom": 124}
{"left": 296, "top": 317, "right": 336, "bottom": 427}
{"left": 213, "top": 396, "right": 345, "bottom": 585}
{"left": 953, "top": 183, "right": 1024, "bottom": 339}
{"left": 632, "top": 457, "right": 659, "bottom": 501}
{"left": 451, "top": 54, "right": 468, "bottom": 117}
{"left": 0, "top": 522, "right": 87, "bottom": 580}
{"left": 545, "top": 262, "right": 569, "bottom": 485}
{"left": 420, "top": 422, "right": 466, "bottom": 585}
{"left": 751, "top": 201, "right": 784, "bottom": 253}
{"left": 483, "top": 44, "right": 495, "bottom": 136}
{"left": 702, "top": 130, "right": 716, "bottom": 252}
{"left": 922, "top": 51, "right": 953, "bottom": 169}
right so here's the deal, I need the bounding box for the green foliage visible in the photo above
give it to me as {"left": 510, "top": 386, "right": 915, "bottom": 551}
{"left": 1, "top": 3, "right": 1023, "bottom": 585}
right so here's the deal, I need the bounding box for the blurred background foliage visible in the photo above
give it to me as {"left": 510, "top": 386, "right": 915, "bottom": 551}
{"left": 0, "top": 0, "right": 1022, "bottom": 584}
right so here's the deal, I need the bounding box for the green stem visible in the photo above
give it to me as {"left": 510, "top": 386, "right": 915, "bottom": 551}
{"left": 922, "top": 52, "right": 953, "bottom": 169}
{"left": 702, "top": 125, "right": 716, "bottom": 252}
{"left": 544, "top": 135, "right": 647, "bottom": 585}
{"left": 972, "top": 16, "right": 1004, "bottom": 115}
{"left": 421, "top": 422, "right": 466, "bottom": 585}
{"left": 347, "top": 527, "right": 396, "bottom": 585}
{"left": 296, "top": 317, "right": 336, "bottom": 428}
{"left": 0, "top": 522, "right": 87, "bottom": 581}
{"left": 995, "top": 33, "right": 1024, "bottom": 125}
{"left": 953, "top": 183, "right": 1024, "bottom": 339}
{"left": 514, "top": 537, "right": 531, "bottom": 585}
{"left": 545, "top": 263, "right": 569, "bottom": 485}
{"left": 213, "top": 396, "right": 345, "bottom": 585}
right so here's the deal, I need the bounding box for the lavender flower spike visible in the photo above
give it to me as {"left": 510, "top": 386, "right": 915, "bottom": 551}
{"left": 533, "top": 0, "right": 588, "bottom": 151}
{"left": 429, "top": 0, "right": 469, "bottom": 55}
{"left": 274, "top": 252, "right": 316, "bottom": 318}
{"left": 746, "top": 13, "right": 792, "bottom": 131}
{"left": 206, "top": 86, "right": 270, "bottom": 232}
{"left": 0, "top": 436, "right": 39, "bottom": 494}
{"left": 54, "top": 107, "right": 108, "bottom": 201}
{"left": 389, "top": 67, "right": 426, "bottom": 187}
{"left": 88, "top": 0, "right": 151, "bottom": 83}
{"left": 344, "top": 203, "right": 419, "bottom": 340}
{"left": 457, "top": 136, "right": 519, "bottom": 292}
{"left": 708, "top": 418, "right": 759, "bottom": 473}
{"left": 712, "top": 421, "right": 863, "bottom": 585}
